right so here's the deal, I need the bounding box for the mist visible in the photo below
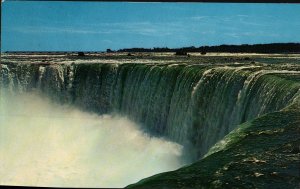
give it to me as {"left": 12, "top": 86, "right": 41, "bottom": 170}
{"left": 0, "top": 91, "right": 184, "bottom": 187}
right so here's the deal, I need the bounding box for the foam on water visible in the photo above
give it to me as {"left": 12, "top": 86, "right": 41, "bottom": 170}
{"left": 0, "top": 91, "right": 184, "bottom": 187}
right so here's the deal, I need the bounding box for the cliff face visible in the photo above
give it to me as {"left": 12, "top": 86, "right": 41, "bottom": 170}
{"left": 1, "top": 61, "right": 300, "bottom": 188}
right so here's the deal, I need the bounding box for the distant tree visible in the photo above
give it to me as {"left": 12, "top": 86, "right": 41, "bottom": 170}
{"left": 115, "top": 43, "right": 300, "bottom": 54}
{"left": 175, "top": 49, "right": 188, "bottom": 56}
{"left": 106, "top": 49, "right": 113, "bottom": 53}
{"left": 78, "top": 52, "right": 85, "bottom": 56}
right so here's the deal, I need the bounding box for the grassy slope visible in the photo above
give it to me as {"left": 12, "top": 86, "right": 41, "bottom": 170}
{"left": 127, "top": 100, "right": 300, "bottom": 189}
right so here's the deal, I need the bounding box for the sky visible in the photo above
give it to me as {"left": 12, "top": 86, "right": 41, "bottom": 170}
{"left": 1, "top": 1, "right": 300, "bottom": 51}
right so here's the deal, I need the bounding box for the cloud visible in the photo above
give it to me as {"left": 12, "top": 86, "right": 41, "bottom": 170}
{"left": 6, "top": 21, "right": 185, "bottom": 37}
{"left": 92, "top": 22, "right": 184, "bottom": 36}
{"left": 190, "top": 16, "right": 211, "bottom": 20}
{"left": 224, "top": 31, "right": 280, "bottom": 38}
{"left": 189, "top": 14, "right": 272, "bottom": 27}
{"left": 9, "top": 26, "right": 111, "bottom": 34}
{"left": 236, "top": 15, "right": 250, "bottom": 18}
{"left": 4, "top": 14, "right": 285, "bottom": 43}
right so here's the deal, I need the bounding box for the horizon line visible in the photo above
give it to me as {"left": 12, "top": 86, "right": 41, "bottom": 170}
{"left": 1, "top": 42, "right": 300, "bottom": 53}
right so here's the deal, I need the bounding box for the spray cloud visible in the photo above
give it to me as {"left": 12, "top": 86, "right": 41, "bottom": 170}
{"left": 0, "top": 91, "right": 184, "bottom": 187}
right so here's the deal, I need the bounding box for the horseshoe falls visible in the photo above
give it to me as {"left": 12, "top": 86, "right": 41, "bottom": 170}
{"left": 1, "top": 58, "right": 300, "bottom": 188}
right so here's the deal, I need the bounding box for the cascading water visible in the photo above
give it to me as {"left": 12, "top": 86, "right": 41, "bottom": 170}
{"left": 1, "top": 62, "right": 299, "bottom": 161}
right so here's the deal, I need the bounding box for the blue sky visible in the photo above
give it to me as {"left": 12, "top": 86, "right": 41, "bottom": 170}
{"left": 1, "top": 1, "right": 300, "bottom": 51}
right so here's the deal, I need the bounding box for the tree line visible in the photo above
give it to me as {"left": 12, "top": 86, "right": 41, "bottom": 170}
{"left": 114, "top": 43, "right": 300, "bottom": 54}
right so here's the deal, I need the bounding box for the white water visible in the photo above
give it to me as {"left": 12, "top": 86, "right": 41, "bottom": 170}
{"left": 0, "top": 91, "right": 184, "bottom": 187}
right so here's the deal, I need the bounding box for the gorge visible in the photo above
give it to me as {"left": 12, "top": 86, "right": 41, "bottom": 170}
{"left": 1, "top": 53, "right": 299, "bottom": 188}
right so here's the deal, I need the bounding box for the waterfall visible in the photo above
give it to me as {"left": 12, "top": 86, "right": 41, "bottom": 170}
{"left": 1, "top": 62, "right": 300, "bottom": 159}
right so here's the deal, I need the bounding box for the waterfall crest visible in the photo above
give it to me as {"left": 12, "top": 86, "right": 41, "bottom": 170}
{"left": 1, "top": 63, "right": 299, "bottom": 159}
